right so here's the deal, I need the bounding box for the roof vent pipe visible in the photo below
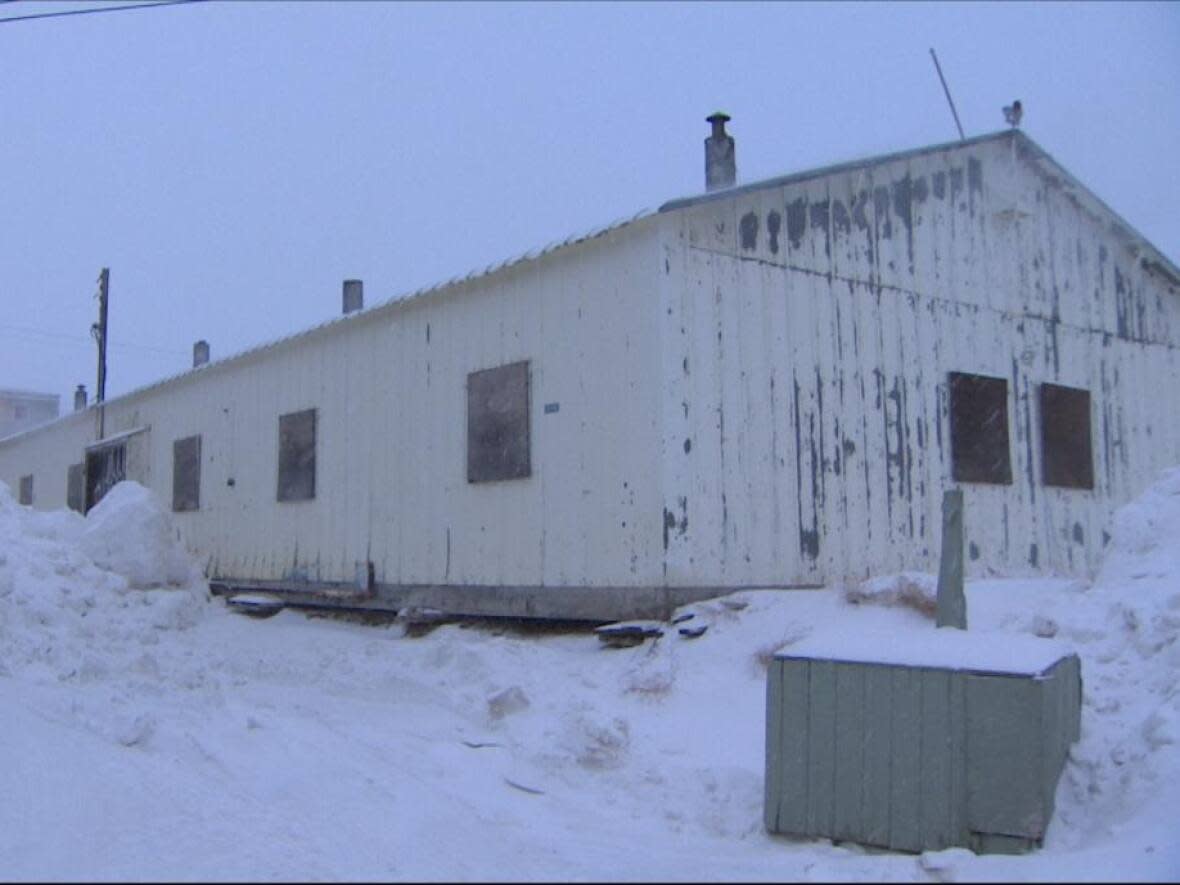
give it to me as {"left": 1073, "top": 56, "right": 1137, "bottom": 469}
{"left": 193, "top": 340, "right": 210, "bottom": 368}
{"left": 343, "top": 279, "right": 363, "bottom": 315}
{"left": 705, "top": 111, "right": 736, "bottom": 192}
{"left": 74, "top": 384, "right": 87, "bottom": 411}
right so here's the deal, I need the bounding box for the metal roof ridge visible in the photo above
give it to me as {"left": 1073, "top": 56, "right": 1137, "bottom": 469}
{"left": 7, "top": 205, "right": 660, "bottom": 421}
{"left": 658, "top": 129, "right": 1017, "bottom": 214}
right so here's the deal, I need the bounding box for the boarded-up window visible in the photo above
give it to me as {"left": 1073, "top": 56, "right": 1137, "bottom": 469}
{"left": 173, "top": 434, "right": 202, "bottom": 512}
{"left": 18, "top": 474, "right": 33, "bottom": 506}
{"left": 278, "top": 408, "right": 316, "bottom": 501}
{"left": 1040, "top": 384, "right": 1094, "bottom": 489}
{"left": 66, "top": 463, "right": 84, "bottom": 513}
{"left": 467, "top": 360, "right": 531, "bottom": 483}
{"left": 949, "top": 372, "right": 1012, "bottom": 485}
{"left": 86, "top": 443, "right": 126, "bottom": 512}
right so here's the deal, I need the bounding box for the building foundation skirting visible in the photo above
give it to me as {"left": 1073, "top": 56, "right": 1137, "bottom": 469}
{"left": 206, "top": 580, "right": 824, "bottom": 623}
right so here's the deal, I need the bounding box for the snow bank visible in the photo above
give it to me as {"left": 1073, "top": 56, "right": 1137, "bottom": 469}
{"left": 1099, "top": 465, "right": 1180, "bottom": 586}
{"left": 0, "top": 479, "right": 209, "bottom": 686}
{"left": 78, "top": 480, "right": 195, "bottom": 588}
{"left": 1, "top": 469, "right": 1178, "bottom": 881}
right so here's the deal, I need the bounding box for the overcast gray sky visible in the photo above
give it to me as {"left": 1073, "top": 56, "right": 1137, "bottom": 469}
{"left": 2, "top": 1, "right": 1177, "bottom": 407}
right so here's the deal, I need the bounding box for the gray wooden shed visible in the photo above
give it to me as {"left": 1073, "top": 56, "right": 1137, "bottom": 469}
{"left": 765, "top": 630, "right": 1082, "bottom": 854}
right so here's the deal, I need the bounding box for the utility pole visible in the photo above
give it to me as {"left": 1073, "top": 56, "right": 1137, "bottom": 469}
{"left": 91, "top": 267, "right": 109, "bottom": 437}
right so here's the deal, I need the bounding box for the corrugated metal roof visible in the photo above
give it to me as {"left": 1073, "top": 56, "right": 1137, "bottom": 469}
{"left": 658, "top": 129, "right": 1015, "bottom": 213}
{"left": 82, "top": 206, "right": 660, "bottom": 407}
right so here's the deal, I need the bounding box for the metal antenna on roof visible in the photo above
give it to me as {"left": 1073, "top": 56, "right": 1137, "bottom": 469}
{"left": 929, "top": 48, "right": 966, "bottom": 142}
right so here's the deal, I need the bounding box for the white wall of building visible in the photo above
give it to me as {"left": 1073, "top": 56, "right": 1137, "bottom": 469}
{"left": 1, "top": 218, "right": 667, "bottom": 592}
{"left": 4, "top": 132, "right": 1177, "bottom": 607}
{"left": 657, "top": 133, "right": 1180, "bottom": 587}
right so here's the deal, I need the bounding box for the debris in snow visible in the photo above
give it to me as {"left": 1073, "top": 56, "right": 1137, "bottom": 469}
{"left": 397, "top": 606, "right": 451, "bottom": 636}
{"left": 595, "top": 620, "right": 664, "bottom": 648}
{"left": 117, "top": 713, "right": 156, "bottom": 748}
{"left": 844, "top": 570, "right": 937, "bottom": 616}
{"left": 226, "top": 593, "right": 286, "bottom": 617}
{"left": 503, "top": 777, "right": 545, "bottom": 796}
{"left": 487, "top": 685, "right": 530, "bottom": 720}
{"left": 572, "top": 715, "right": 631, "bottom": 770}
{"left": 1032, "top": 614, "right": 1060, "bottom": 638}
{"left": 918, "top": 847, "right": 975, "bottom": 881}
{"left": 679, "top": 624, "right": 708, "bottom": 639}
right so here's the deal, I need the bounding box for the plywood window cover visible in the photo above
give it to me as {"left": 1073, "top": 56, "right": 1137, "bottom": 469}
{"left": 948, "top": 372, "right": 1013, "bottom": 485}
{"left": 172, "top": 434, "right": 202, "bottom": 512}
{"left": 467, "top": 360, "right": 531, "bottom": 483}
{"left": 1040, "top": 383, "right": 1094, "bottom": 489}
{"left": 85, "top": 443, "right": 126, "bottom": 512}
{"left": 66, "top": 463, "right": 85, "bottom": 514}
{"left": 277, "top": 408, "right": 316, "bottom": 502}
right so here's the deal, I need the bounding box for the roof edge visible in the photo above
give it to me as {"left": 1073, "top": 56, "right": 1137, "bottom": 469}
{"left": 1011, "top": 132, "right": 1180, "bottom": 286}
{"left": 659, "top": 128, "right": 1180, "bottom": 286}
{"left": 658, "top": 129, "right": 1017, "bottom": 214}
{"left": 1, "top": 207, "right": 660, "bottom": 445}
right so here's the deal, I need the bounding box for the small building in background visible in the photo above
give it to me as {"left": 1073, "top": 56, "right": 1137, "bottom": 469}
{"left": 0, "top": 389, "right": 60, "bottom": 441}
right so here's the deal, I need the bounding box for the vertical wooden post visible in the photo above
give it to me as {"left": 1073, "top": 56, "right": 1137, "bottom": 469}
{"left": 92, "top": 267, "right": 109, "bottom": 438}
{"left": 937, "top": 488, "right": 967, "bottom": 629}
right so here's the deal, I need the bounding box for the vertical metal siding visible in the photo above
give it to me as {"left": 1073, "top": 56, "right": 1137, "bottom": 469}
{"left": 660, "top": 138, "right": 1180, "bottom": 587}
{"left": 0, "top": 220, "right": 667, "bottom": 593}
{"left": 3, "top": 136, "right": 1178, "bottom": 597}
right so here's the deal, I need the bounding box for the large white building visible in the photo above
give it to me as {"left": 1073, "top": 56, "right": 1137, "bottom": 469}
{"left": 2, "top": 126, "right": 1177, "bottom": 620}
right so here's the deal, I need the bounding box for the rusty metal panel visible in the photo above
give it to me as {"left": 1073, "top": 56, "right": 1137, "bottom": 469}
{"left": 172, "top": 434, "right": 201, "bottom": 512}
{"left": 277, "top": 408, "right": 315, "bottom": 502}
{"left": 1040, "top": 383, "right": 1094, "bottom": 489}
{"left": 467, "top": 360, "right": 530, "bottom": 484}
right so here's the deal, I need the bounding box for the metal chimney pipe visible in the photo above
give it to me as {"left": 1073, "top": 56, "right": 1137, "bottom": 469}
{"left": 705, "top": 111, "right": 736, "bottom": 192}
{"left": 74, "top": 384, "right": 88, "bottom": 411}
{"left": 343, "top": 279, "right": 364, "bottom": 315}
{"left": 193, "top": 340, "right": 210, "bottom": 368}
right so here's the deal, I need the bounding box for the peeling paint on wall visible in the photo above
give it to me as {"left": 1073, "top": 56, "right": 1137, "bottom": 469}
{"left": 659, "top": 135, "right": 1180, "bottom": 586}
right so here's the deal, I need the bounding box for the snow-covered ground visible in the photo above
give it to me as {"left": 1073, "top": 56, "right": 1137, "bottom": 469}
{"left": 1, "top": 475, "right": 1177, "bottom": 882}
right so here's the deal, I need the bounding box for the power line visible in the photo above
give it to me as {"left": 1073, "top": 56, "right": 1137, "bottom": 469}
{"left": 0, "top": 0, "right": 206, "bottom": 26}
{"left": 0, "top": 322, "right": 187, "bottom": 357}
